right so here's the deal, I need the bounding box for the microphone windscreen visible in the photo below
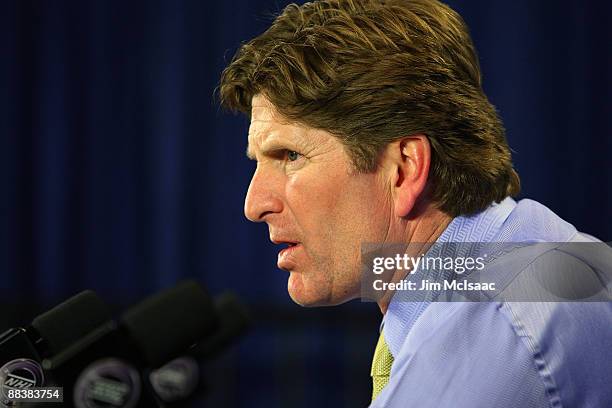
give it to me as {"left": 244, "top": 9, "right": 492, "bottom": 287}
{"left": 192, "top": 292, "right": 250, "bottom": 360}
{"left": 31, "top": 290, "right": 112, "bottom": 356}
{"left": 120, "top": 280, "right": 217, "bottom": 368}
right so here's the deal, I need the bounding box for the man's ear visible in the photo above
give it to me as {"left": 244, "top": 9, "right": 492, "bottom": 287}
{"left": 386, "top": 135, "right": 431, "bottom": 218}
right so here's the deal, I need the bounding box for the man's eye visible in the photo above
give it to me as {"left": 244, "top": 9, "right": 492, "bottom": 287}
{"left": 287, "top": 150, "right": 300, "bottom": 161}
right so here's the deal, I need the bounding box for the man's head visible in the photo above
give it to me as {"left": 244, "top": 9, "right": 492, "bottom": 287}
{"left": 219, "top": 0, "right": 520, "bottom": 306}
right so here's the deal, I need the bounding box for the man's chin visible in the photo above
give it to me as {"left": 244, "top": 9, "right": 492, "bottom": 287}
{"left": 287, "top": 273, "right": 355, "bottom": 307}
{"left": 287, "top": 272, "right": 329, "bottom": 307}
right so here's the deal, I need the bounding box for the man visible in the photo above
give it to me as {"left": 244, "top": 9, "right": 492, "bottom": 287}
{"left": 219, "top": 0, "right": 612, "bottom": 406}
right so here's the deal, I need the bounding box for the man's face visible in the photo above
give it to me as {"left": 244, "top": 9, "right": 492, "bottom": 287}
{"left": 245, "top": 95, "right": 394, "bottom": 306}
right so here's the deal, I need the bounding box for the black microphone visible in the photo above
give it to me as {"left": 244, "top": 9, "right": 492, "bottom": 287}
{"left": 190, "top": 292, "right": 250, "bottom": 361}
{"left": 43, "top": 280, "right": 217, "bottom": 408}
{"left": 149, "top": 292, "right": 251, "bottom": 405}
{"left": 0, "top": 291, "right": 112, "bottom": 394}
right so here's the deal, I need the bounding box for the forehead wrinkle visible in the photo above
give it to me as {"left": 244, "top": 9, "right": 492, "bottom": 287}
{"left": 247, "top": 114, "right": 277, "bottom": 159}
{"left": 248, "top": 96, "right": 325, "bottom": 159}
{"left": 248, "top": 117, "right": 316, "bottom": 160}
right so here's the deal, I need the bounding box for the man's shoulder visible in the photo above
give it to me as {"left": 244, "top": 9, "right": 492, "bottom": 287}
{"left": 480, "top": 239, "right": 612, "bottom": 302}
{"left": 492, "top": 197, "right": 579, "bottom": 242}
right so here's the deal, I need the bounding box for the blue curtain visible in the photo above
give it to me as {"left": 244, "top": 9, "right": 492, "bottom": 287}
{"left": 1, "top": 0, "right": 610, "bottom": 406}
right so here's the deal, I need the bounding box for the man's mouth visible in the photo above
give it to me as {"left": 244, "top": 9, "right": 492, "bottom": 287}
{"left": 279, "top": 242, "right": 299, "bottom": 251}
{"left": 276, "top": 241, "right": 302, "bottom": 270}
{"left": 278, "top": 241, "right": 300, "bottom": 253}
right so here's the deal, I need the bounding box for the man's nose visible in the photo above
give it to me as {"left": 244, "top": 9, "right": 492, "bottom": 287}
{"left": 244, "top": 167, "right": 283, "bottom": 222}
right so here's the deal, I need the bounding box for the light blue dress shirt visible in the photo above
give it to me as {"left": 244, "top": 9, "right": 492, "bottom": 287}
{"left": 370, "top": 198, "right": 612, "bottom": 408}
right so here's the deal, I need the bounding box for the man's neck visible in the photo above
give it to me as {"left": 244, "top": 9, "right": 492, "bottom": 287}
{"left": 377, "top": 208, "right": 453, "bottom": 315}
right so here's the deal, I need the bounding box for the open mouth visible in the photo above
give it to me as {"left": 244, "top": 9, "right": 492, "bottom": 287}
{"left": 277, "top": 241, "right": 302, "bottom": 270}
{"left": 280, "top": 242, "right": 300, "bottom": 252}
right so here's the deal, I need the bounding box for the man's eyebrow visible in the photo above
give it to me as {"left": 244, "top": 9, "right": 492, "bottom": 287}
{"left": 246, "top": 132, "right": 309, "bottom": 161}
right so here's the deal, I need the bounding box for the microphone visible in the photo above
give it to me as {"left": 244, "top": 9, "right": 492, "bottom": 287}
{"left": 190, "top": 292, "right": 250, "bottom": 360}
{"left": 149, "top": 292, "right": 251, "bottom": 405}
{"left": 43, "top": 280, "right": 218, "bottom": 408}
{"left": 0, "top": 291, "right": 112, "bottom": 395}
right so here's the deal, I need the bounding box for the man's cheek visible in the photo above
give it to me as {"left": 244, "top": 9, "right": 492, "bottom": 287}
{"left": 284, "top": 175, "right": 312, "bottom": 208}
{"left": 289, "top": 166, "right": 343, "bottom": 198}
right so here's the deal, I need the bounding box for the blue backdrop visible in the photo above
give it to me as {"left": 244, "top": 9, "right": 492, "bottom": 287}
{"left": 1, "top": 0, "right": 611, "bottom": 406}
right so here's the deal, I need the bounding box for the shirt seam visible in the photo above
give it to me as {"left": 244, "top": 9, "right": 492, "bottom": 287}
{"left": 499, "top": 302, "right": 563, "bottom": 408}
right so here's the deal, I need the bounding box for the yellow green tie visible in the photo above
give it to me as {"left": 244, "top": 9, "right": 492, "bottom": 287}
{"left": 371, "top": 331, "right": 394, "bottom": 401}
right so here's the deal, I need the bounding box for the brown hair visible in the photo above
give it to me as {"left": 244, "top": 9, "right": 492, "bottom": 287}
{"left": 219, "top": 0, "right": 520, "bottom": 216}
